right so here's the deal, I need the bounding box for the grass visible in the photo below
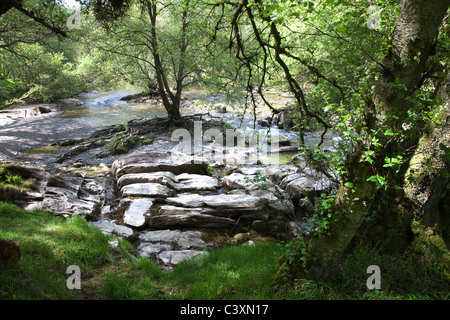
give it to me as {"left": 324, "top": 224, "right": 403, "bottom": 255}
{"left": 22, "top": 145, "right": 60, "bottom": 156}
{"left": 0, "top": 164, "right": 33, "bottom": 189}
{"left": 1, "top": 202, "right": 448, "bottom": 300}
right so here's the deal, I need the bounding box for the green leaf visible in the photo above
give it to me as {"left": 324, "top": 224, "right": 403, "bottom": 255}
{"left": 344, "top": 182, "right": 354, "bottom": 188}
{"left": 324, "top": 104, "right": 334, "bottom": 113}
{"left": 384, "top": 129, "right": 395, "bottom": 136}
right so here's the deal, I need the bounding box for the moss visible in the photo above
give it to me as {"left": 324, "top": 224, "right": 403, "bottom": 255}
{"left": 411, "top": 219, "right": 450, "bottom": 280}
{"left": 272, "top": 253, "right": 289, "bottom": 283}
{"left": 23, "top": 145, "right": 60, "bottom": 155}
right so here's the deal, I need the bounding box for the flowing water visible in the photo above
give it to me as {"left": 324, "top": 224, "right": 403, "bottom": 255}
{"left": 60, "top": 90, "right": 339, "bottom": 164}
{"left": 60, "top": 90, "right": 168, "bottom": 127}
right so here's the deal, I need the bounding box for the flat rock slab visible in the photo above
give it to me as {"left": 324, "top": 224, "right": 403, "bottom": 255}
{"left": 166, "top": 193, "right": 267, "bottom": 210}
{"left": 117, "top": 171, "right": 178, "bottom": 189}
{"left": 111, "top": 152, "right": 209, "bottom": 178}
{"left": 158, "top": 205, "right": 216, "bottom": 216}
{"left": 123, "top": 199, "right": 154, "bottom": 228}
{"left": 121, "top": 183, "right": 172, "bottom": 198}
{"left": 157, "top": 250, "right": 205, "bottom": 266}
{"left": 92, "top": 220, "right": 134, "bottom": 239}
{"left": 139, "top": 229, "right": 208, "bottom": 249}
{"left": 203, "top": 194, "right": 267, "bottom": 209}
{"left": 117, "top": 172, "right": 219, "bottom": 192}
{"left": 174, "top": 173, "right": 219, "bottom": 191}
{"left": 166, "top": 194, "right": 206, "bottom": 208}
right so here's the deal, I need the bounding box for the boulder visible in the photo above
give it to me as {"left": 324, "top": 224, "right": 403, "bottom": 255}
{"left": 271, "top": 146, "right": 300, "bottom": 154}
{"left": 42, "top": 188, "right": 99, "bottom": 219}
{"left": 42, "top": 175, "right": 113, "bottom": 220}
{"left": 284, "top": 176, "right": 319, "bottom": 201}
{"left": 221, "top": 172, "right": 253, "bottom": 189}
{"left": 264, "top": 165, "right": 300, "bottom": 185}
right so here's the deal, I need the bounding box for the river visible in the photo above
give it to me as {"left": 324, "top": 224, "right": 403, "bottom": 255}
{"left": 58, "top": 90, "right": 340, "bottom": 165}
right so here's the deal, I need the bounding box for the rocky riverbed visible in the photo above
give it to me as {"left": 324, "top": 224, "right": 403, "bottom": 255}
{"left": 0, "top": 95, "right": 333, "bottom": 268}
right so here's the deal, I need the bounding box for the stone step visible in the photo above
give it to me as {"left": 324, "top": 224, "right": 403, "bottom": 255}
{"left": 123, "top": 199, "right": 154, "bottom": 228}
{"left": 121, "top": 183, "right": 172, "bottom": 198}
{"left": 111, "top": 152, "right": 209, "bottom": 178}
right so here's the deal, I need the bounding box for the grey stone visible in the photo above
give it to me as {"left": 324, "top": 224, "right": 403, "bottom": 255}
{"left": 240, "top": 167, "right": 264, "bottom": 175}
{"left": 166, "top": 194, "right": 206, "bottom": 208}
{"left": 221, "top": 173, "right": 253, "bottom": 189}
{"left": 42, "top": 189, "right": 99, "bottom": 219}
{"left": 110, "top": 152, "right": 209, "bottom": 178}
{"left": 123, "top": 199, "right": 154, "bottom": 228}
{"left": 271, "top": 146, "right": 300, "bottom": 153}
{"left": 138, "top": 229, "right": 208, "bottom": 249}
{"left": 174, "top": 173, "right": 219, "bottom": 191}
{"left": 121, "top": 183, "right": 172, "bottom": 198}
{"left": 92, "top": 220, "right": 134, "bottom": 239}
{"left": 202, "top": 194, "right": 267, "bottom": 209}
{"left": 285, "top": 176, "right": 318, "bottom": 200}
{"left": 137, "top": 242, "right": 173, "bottom": 258}
{"left": 157, "top": 250, "right": 205, "bottom": 265}
{"left": 117, "top": 171, "right": 178, "bottom": 189}
{"left": 158, "top": 205, "right": 215, "bottom": 216}
{"left": 264, "top": 165, "right": 299, "bottom": 185}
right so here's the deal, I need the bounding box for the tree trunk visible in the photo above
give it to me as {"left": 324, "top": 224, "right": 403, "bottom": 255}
{"left": 147, "top": 1, "right": 182, "bottom": 122}
{"left": 296, "top": 0, "right": 450, "bottom": 279}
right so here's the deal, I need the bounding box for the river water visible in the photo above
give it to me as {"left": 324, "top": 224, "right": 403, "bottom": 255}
{"left": 59, "top": 90, "right": 339, "bottom": 164}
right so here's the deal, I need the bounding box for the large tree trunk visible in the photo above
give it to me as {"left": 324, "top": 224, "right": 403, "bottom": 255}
{"left": 296, "top": 0, "right": 450, "bottom": 279}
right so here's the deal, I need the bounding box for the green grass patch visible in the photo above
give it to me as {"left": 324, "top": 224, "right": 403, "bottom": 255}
{"left": 0, "top": 164, "right": 33, "bottom": 189}
{"left": 0, "top": 203, "right": 114, "bottom": 299}
{"left": 22, "top": 145, "right": 60, "bottom": 156}
{"left": 1, "top": 202, "right": 448, "bottom": 300}
{"left": 167, "top": 242, "right": 283, "bottom": 299}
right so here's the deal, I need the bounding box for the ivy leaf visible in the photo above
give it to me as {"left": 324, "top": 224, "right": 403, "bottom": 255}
{"left": 323, "top": 104, "right": 334, "bottom": 113}
{"left": 344, "top": 182, "right": 354, "bottom": 188}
